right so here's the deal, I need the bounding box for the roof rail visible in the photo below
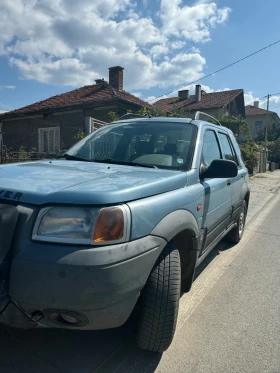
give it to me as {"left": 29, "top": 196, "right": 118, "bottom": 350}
{"left": 194, "top": 111, "right": 221, "bottom": 126}
{"left": 117, "top": 113, "right": 152, "bottom": 120}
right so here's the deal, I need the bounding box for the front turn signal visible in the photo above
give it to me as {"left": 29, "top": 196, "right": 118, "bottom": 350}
{"left": 93, "top": 207, "right": 124, "bottom": 243}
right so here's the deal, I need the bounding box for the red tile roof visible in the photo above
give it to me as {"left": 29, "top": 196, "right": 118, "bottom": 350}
{"left": 154, "top": 89, "right": 244, "bottom": 112}
{"left": 245, "top": 105, "right": 277, "bottom": 116}
{"left": 1, "top": 82, "right": 152, "bottom": 118}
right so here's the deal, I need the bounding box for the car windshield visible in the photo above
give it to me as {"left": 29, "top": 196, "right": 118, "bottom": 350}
{"left": 65, "top": 121, "right": 197, "bottom": 170}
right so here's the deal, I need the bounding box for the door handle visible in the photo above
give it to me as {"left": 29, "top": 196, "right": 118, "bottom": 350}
{"left": 227, "top": 180, "right": 231, "bottom": 186}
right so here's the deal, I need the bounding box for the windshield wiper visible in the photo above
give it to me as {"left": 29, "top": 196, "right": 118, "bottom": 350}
{"left": 93, "top": 159, "right": 157, "bottom": 169}
{"left": 59, "top": 154, "right": 92, "bottom": 162}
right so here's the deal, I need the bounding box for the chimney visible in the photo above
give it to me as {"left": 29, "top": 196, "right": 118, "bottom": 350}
{"left": 178, "top": 90, "right": 189, "bottom": 100}
{"left": 95, "top": 78, "right": 105, "bottom": 85}
{"left": 254, "top": 100, "right": 259, "bottom": 108}
{"left": 109, "top": 66, "right": 124, "bottom": 91}
{"left": 195, "top": 84, "right": 201, "bottom": 102}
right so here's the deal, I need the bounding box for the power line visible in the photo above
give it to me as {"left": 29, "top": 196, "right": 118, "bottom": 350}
{"left": 148, "top": 38, "right": 280, "bottom": 103}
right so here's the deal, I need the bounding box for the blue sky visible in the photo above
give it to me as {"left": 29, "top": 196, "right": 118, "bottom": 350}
{"left": 1, "top": 0, "right": 280, "bottom": 114}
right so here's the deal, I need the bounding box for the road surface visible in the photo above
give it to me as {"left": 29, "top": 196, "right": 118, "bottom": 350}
{"left": 1, "top": 172, "right": 280, "bottom": 373}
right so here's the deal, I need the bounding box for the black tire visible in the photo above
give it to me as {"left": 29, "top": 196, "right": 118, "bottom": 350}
{"left": 226, "top": 200, "right": 247, "bottom": 243}
{"left": 137, "top": 244, "right": 181, "bottom": 353}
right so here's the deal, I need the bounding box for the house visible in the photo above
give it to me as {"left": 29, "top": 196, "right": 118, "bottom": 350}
{"left": 245, "top": 101, "right": 280, "bottom": 139}
{"left": 154, "top": 85, "right": 245, "bottom": 119}
{"left": 0, "top": 66, "right": 152, "bottom": 154}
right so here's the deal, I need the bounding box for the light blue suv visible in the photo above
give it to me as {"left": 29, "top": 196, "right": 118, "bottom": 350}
{"left": 0, "top": 113, "right": 249, "bottom": 353}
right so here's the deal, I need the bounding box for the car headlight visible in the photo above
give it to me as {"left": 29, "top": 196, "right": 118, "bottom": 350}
{"left": 32, "top": 206, "right": 130, "bottom": 245}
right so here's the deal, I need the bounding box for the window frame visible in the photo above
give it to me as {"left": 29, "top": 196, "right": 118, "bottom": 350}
{"left": 201, "top": 129, "right": 223, "bottom": 168}
{"left": 218, "top": 131, "right": 239, "bottom": 167}
{"left": 38, "top": 127, "right": 60, "bottom": 153}
{"left": 255, "top": 120, "right": 263, "bottom": 130}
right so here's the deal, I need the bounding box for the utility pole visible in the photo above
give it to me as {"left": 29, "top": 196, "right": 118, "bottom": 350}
{"left": 264, "top": 94, "right": 270, "bottom": 172}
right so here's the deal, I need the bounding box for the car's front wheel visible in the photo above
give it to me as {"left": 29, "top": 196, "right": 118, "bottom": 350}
{"left": 137, "top": 244, "right": 181, "bottom": 353}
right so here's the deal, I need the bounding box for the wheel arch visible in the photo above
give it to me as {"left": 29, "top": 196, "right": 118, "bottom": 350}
{"left": 151, "top": 210, "right": 200, "bottom": 292}
{"left": 244, "top": 190, "right": 250, "bottom": 209}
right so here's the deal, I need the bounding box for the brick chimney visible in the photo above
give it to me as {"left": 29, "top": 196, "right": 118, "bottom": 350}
{"left": 254, "top": 101, "right": 259, "bottom": 108}
{"left": 178, "top": 90, "right": 189, "bottom": 100}
{"left": 195, "top": 84, "right": 201, "bottom": 102}
{"left": 109, "top": 66, "right": 124, "bottom": 91}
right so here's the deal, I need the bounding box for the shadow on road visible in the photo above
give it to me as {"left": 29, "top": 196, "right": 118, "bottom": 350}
{"left": 0, "top": 241, "right": 232, "bottom": 373}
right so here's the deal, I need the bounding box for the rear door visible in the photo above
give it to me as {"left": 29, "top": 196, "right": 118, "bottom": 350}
{"left": 200, "top": 129, "right": 232, "bottom": 253}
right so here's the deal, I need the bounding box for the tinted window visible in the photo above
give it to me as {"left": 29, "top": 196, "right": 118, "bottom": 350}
{"left": 67, "top": 121, "right": 197, "bottom": 170}
{"left": 218, "top": 133, "right": 238, "bottom": 165}
{"left": 202, "top": 130, "right": 221, "bottom": 166}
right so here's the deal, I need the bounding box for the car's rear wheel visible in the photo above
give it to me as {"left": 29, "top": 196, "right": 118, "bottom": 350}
{"left": 226, "top": 200, "right": 247, "bottom": 243}
{"left": 137, "top": 244, "right": 181, "bottom": 353}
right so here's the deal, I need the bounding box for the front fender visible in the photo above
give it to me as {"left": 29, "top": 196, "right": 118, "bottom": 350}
{"left": 151, "top": 209, "right": 199, "bottom": 243}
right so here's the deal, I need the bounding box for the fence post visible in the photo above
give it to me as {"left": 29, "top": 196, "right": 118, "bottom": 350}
{"left": 84, "top": 116, "right": 92, "bottom": 135}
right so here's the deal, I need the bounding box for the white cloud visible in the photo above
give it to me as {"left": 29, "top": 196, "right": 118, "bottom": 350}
{"left": 0, "top": 85, "right": 16, "bottom": 89}
{"left": 178, "top": 83, "right": 214, "bottom": 94}
{"left": 244, "top": 92, "right": 268, "bottom": 108}
{"left": 0, "top": 110, "right": 9, "bottom": 114}
{"left": 160, "top": 0, "right": 231, "bottom": 42}
{"left": 0, "top": 0, "right": 231, "bottom": 90}
{"left": 150, "top": 44, "right": 169, "bottom": 58}
{"left": 170, "top": 41, "right": 186, "bottom": 50}
{"left": 131, "top": 92, "right": 142, "bottom": 98}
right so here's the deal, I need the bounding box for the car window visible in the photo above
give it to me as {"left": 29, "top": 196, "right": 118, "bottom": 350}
{"left": 218, "top": 132, "right": 239, "bottom": 165}
{"left": 202, "top": 130, "right": 222, "bottom": 167}
{"left": 67, "top": 121, "right": 197, "bottom": 170}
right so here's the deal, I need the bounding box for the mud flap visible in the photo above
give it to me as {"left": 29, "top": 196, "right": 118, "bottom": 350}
{"left": 0, "top": 204, "right": 18, "bottom": 296}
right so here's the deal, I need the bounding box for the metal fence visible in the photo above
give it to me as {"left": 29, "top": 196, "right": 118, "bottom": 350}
{"left": 1, "top": 149, "right": 57, "bottom": 164}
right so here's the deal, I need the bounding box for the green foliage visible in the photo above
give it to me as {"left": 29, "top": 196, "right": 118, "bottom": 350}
{"left": 18, "top": 145, "right": 28, "bottom": 161}
{"left": 239, "top": 141, "right": 260, "bottom": 173}
{"left": 268, "top": 138, "right": 280, "bottom": 162}
{"left": 108, "top": 111, "right": 118, "bottom": 122}
{"left": 257, "top": 121, "right": 280, "bottom": 142}
{"left": 74, "top": 130, "right": 85, "bottom": 141}
{"left": 217, "top": 116, "right": 251, "bottom": 138}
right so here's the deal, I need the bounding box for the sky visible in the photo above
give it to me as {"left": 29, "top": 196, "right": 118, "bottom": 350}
{"left": 1, "top": 0, "right": 280, "bottom": 115}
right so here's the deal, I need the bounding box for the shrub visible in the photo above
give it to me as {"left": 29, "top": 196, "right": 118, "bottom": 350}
{"left": 239, "top": 142, "right": 260, "bottom": 174}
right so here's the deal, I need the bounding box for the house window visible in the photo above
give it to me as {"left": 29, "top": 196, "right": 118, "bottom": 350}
{"left": 255, "top": 121, "right": 263, "bottom": 130}
{"left": 38, "top": 127, "right": 60, "bottom": 153}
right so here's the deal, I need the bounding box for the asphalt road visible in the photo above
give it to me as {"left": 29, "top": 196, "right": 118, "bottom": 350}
{"left": 1, "top": 176, "right": 280, "bottom": 373}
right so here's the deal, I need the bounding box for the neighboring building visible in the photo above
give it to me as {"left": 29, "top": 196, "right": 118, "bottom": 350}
{"left": 154, "top": 85, "right": 245, "bottom": 119}
{"left": 0, "top": 66, "right": 152, "bottom": 153}
{"left": 245, "top": 101, "right": 280, "bottom": 139}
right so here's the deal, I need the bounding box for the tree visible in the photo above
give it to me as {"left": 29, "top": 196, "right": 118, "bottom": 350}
{"left": 257, "top": 121, "right": 280, "bottom": 142}
{"left": 73, "top": 130, "right": 85, "bottom": 141}
{"left": 217, "top": 116, "right": 251, "bottom": 139}
{"left": 239, "top": 141, "right": 260, "bottom": 174}
{"left": 268, "top": 138, "right": 280, "bottom": 162}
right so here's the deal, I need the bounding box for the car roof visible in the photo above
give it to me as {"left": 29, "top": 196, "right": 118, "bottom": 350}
{"left": 111, "top": 117, "right": 233, "bottom": 134}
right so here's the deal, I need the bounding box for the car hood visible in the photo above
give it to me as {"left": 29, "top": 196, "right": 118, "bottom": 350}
{"left": 0, "top": 160, "right": 188, "bottom": 205}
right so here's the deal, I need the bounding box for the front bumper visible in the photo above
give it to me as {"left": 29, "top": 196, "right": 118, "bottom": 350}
{"left": 0, "top": 204, "right": 166, "bottom": 330}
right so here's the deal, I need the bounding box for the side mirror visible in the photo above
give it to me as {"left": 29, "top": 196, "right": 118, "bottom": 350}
{"left": 200, "top": 159, "right": 238, "bottom": 179}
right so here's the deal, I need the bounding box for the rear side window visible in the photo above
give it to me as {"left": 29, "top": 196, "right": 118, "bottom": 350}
{"left": 202, "top": 130, "right": 222, "bottom": 166}
{"left": 218, "top": 133, "right": 239, "bottom": 165}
